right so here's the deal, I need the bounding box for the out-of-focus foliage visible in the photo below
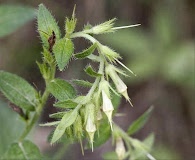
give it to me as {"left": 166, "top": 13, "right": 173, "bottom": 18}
{"left": 0, "top": 100, "right": 24, "bottom": 155}
{"left": 100, "top": 6, "right": 194, "bottom": 88}
{"left": 0, "top": 5, "right": 35, "bottom": 37}
{"left": 2, "top": 140, "right": 42, "bottom": 160}
{"left": 151, "top": 144, "right": 182, "bottom": 160}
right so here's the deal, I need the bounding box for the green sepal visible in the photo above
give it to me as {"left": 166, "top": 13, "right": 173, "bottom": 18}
{"left": 53, "top": 38, "right": 74, "bottom": 71}
{"left": 48, "top": 78, "right": 76, "bottom": 101}
{"left": 51, "top": 108, "right": 78, "bottom": 144}
{"left": 72, "top": 79, "right": 93, "bottom": 88}
{"left": 37, "top": 4, "right": 60, "bottom": 48}
{"left": 84, "top": 65, "right": 102, "bottom": 77}
{"left": 65, "top": 6, "right": 77, "bottom": 35}
{"left": 0, "top": 71, "right": 38, "bottom": 111}
{"left": 127, "top": 106, "right": 153, "bottom": 135}
{"left": 2, "top": 140, "right": 43, "bottom": 160}
{"left": 74, "top": 43, "right": 97, "bottom": 59}
{"left": 54, "top": 99, "right": 78, "bottom": 109}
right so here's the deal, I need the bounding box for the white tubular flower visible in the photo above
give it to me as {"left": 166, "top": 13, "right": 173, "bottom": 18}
{"left": 115, "top": 137, "right": 126, "bottom": 160}
{"left": 85, "top": 103, "right": 96, "bottom": 151}
{"left": 102, "top": 90, "right": 114, "bottom": 131}
{"left": 86, "top": 115, "right": 96, "bottom": 133}
{"left": 106, "top": 64, "right": 133, "bottom": 106}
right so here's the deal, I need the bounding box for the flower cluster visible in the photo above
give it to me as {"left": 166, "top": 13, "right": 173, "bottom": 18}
{"left": 40, "top": 6, "right": 139, "bottom": 155}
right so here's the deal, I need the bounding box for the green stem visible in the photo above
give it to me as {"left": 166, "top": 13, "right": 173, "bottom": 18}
{"left": 113, "top": 123, "right": 132, "bottom": 153}
{"left": 19, "top": 63, "right": 56, "bottom": 141}
{"left": 19, "top": 89, "right": 50, "bottom": 141}
{"left": 71, "top": 32, "right": 97, "bottom": 43}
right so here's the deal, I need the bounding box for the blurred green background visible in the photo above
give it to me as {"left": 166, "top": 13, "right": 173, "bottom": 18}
{"left": 0, "top": 0, "right": 194, "bottom": 159}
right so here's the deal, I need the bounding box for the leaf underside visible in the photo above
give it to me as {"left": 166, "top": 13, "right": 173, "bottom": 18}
{"left": 0, "top": 71, "right": 37, "bottom": 111}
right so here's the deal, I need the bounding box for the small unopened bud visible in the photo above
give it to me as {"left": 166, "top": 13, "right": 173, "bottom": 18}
{"left": 86, "top": 116, "right": 96, "bottom": 151}
{"left": 115, "top": 137, "right": 126, "bottom": 160}
{"left": 102, "top": 90, "right": 114, "bottom": 130}
{"left": 100, "top": 45, "right": 121, "bottom": 62}
{"left": 85, "top": 103, "right": 96, "bottom": 151}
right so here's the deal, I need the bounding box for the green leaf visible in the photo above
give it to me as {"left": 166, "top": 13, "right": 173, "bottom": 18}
{"left": 143, "top": 133, "right": 155, "bottom": 151}
{"left": 85, "top": 65, "right": 102, "bottom": 77}
{"left": 94, "top": 121, "right": 111, "bottom": 148}
{"left": 74, "top": 43, "right": 97, "bottom": 59}
{"left": 48, "top": 78, "right": 76, "bottom": 101}
{"left": 0, "top": 5, "right": 35, "bottom": 37}
{"left": 53, "top": 38, "right": 74, "bottom": 71}
{"left": 49, "top": 111, "right": 67, "bottom": 119}
{"left": 0, "top": 100, "right": 24, "bottom": 155}
{"left": 127, "top": 106, "right": 153, "bottom": 135}
{"left": 54, "top": 99, "right": 78, "bottom": 109}
{"left": 51, "top": 109, "right": 78, "bottom": 143}
{"left": 130, "top": 138, "right": 155, "bottom": 160}
{"left": 102, "top": 151, "right": 118, "bottom": 160}
{"left": 39, "top": 121, "right": 60, "bottom": 127}
{"left": 72, "top": 79, "right": 93, "bottom": 88}
{"left": 2, "top": 140, "right": 42, "bottom": 160}
{"left": 37, "top": 4, "right": 60, "bottom": 48}
{"left": 0, "top": 71, "right": 38, "bottom": 111}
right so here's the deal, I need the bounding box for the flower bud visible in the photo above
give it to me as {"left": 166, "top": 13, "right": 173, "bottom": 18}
{"left": 100, "top": 45, "right": 121, "bottom": 62}
{"left": 115, "top": 137, "right": 126, "bottom": 160}
{"left": 84, "top": 18, "right": 116, "bottom": 34}
{"left": 85, "top": 103, "right": 96, "bottom": 151}
{"left": 102, "top": 90, "right": 114, "bottom": 130}
{"left": 99, "top": 80, "right": 110, "bottom": 97}
{"left": 106, "top": 65, "right": 133, "bottom": 106}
